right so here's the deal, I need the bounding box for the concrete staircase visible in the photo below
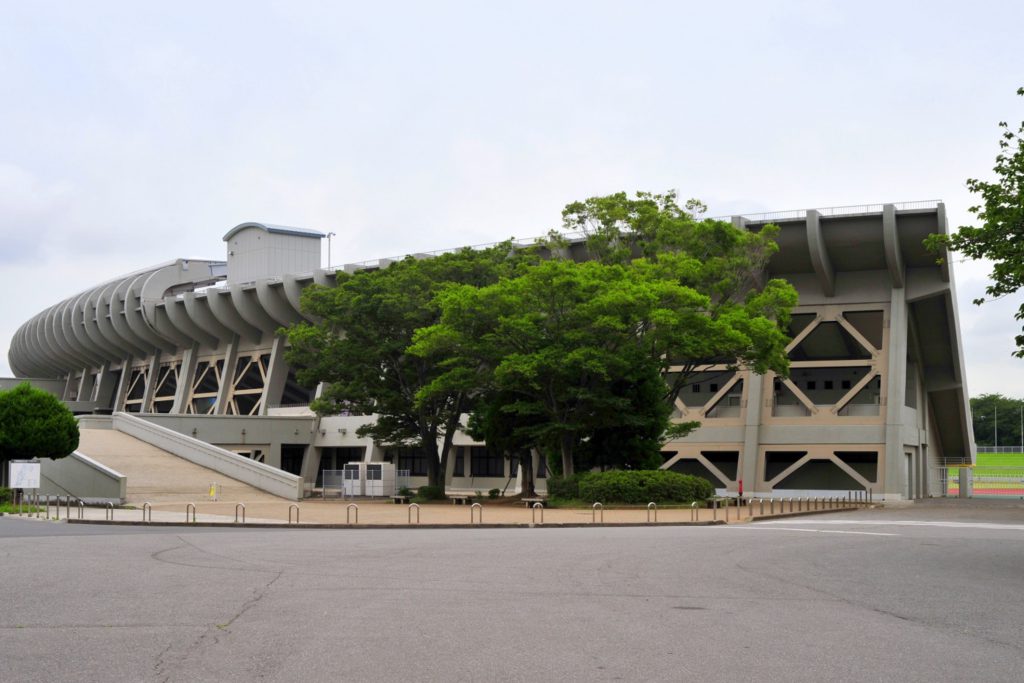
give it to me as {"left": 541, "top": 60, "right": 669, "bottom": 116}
{"left": 77, "top": 429, "right": 288, "bottom": 505}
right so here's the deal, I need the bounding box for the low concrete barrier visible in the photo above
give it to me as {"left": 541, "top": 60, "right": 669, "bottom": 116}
{"left": 38, "top": 450, "right": 126, "bottom": 504}
{"left": 112, "top": 412, "right": 302, "bottom": 500}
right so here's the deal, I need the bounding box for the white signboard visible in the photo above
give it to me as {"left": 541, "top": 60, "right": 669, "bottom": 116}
{"left": 9, "top": 461, "right": 41, "bottom": 489}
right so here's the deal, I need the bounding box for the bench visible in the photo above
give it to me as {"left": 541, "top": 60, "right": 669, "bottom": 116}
{"left": 391, "top": 495, "right": 411, "bottom": 504}
{"left": 522, "top": 497, "right": 547, "bottom": 508}
{"left": 449, "top": 494, "right": 473, "bottom": 505}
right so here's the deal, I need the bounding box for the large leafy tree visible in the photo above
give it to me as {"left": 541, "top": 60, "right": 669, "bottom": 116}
{"left": 415, "top": 191, "right": 795, "bottom": 477}
{"left": 283, "top": 245, "right": 523, "bottom": 493}
{"left": 927, "top": 87, "right": 1024, "bottom": 357}
{"left": 0, "top": 383, "right": 79, "bottom": 485}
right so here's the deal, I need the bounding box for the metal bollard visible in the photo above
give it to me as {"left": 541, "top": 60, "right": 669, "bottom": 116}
{"left": 409, "top": 503, "right": 421, "bottom": 524}
{"left": 289, "top": 504, "right": 300, "bottom": 524}
{"left": 54, "top": 495, "right": 60, "bottom": 521}
{"left": 531, "top": 502, "right": 543, "bottom": 525}
{"left": 77, "top": 500, "right": 84, "bottom": 520}
{"left": 592, "top": 502, "right": 604, "bottom": 523}
{"left": 65, "top": 496, "right": 71, "bottom": 520}
{"left": 769, "top": 497, "right": 775, "bottom": 514}
{"left": 105, "top": 502, "right": 114, "bottom": 521}
{"left": 470, "top": 502, "right": 483, "bottom": 524}
{"left": 690, "top": 501, "right": 698, "bottom": 522}
{"left": 712, "top": 498, "right": 718, "bottom": 522}
{"left": 647, "top": 502, "right": 658, "bottom": 523}
{"left": 142, "top": 502, "right": 152, "bottom": 523}
{"left": 185, "top": 503, "right": 196, "bottom": 523}
{"left": 346, "top": 503, "right": 359, "bottom": 524}
{"left": 234, "top": 503, "right": 246, "bottom": 524}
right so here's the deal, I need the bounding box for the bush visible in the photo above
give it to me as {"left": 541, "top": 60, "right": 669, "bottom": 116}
{"left": 577, "top": 470, "right": 714, "bottom": 504}
{"left": 397, "top": 486, "right": 412, "bottom": 497}
{"left": 0, "top": 487, "right": 11, "bottom": 504}
{"left": 488, "top": 488, "right": 501, "bottom": 499}
{"left": 413, "top": 485, "right": 445, "bottom": 501}
{"left": 547, "top": 473, "right": 584, "bottom": 500}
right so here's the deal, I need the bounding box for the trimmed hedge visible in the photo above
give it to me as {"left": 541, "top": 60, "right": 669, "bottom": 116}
{"left": 546, "top": 473, "right": 584, "bottom": 500}
{"left": 414, "top": 485, "right": 446, "bottom": 501}
{"left": 575, "top": 470, "right": 713, "bottom": 504}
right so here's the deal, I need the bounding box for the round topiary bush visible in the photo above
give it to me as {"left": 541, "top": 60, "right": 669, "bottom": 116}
{"left": 577, "top": 470, "right": 714, "bottom": 504}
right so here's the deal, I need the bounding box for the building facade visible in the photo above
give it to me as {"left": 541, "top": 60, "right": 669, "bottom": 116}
{"left": 5, "top": 203, "right": 975, "bottom": 499}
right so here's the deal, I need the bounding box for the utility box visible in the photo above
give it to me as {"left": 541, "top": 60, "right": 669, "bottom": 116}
{"left": 343, "top": 462, "right": 364, "bottom": 497}
{"left": 342, "top": 462, "right": 396, "bottom": 497}
{"left": 365, "top": 463, "right": 396, "bottom": 497}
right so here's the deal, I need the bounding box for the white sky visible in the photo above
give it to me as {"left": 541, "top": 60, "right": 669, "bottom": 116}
{"left": 1, "top": 0, "right": 1022, "bottom": 396}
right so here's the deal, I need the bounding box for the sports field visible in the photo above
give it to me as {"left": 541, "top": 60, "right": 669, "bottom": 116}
{"left": 947, "top": 452, "right": 1024, "bottom": 497}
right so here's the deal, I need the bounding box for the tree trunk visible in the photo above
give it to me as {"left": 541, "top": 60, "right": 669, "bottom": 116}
{"left": 520, "top": 450, "right": 535, "bottom": 497}
{"left": 560, "top": 433, "right": 575, "bottom": 477}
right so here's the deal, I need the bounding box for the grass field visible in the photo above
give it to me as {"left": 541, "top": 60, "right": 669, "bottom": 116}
{"left": 976, "top": 452, "right": 1024, "bottom": 468}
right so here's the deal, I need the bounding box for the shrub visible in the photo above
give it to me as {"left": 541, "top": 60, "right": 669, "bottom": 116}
{"left": 488, "top": 488, "right": 501, "bottom": 499}
{"left": 547, "top": 473, "right": 584, "bottom": 500}
{"left": 397, "top": 486, "right": 412, "bottom": 497}
{"left": 413, "top": 485, "right": 445, "bottom": 501}
{"left": 0, "top": 487, "right": 11, "bottom": 504}
{"left": 577, "top": 470, "right": 714, "bottom": 504}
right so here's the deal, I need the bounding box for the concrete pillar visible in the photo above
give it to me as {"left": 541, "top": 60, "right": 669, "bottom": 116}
{"left": 215, "top": 335, "right": 240, "bottom": 415}
{"left": 300, "top": 446, "right": 321, "bottom": 491}
{"left": 172, "top": 343, "right": 199, "bottom": 414}
{"left": 78, "top": 369, "right": 96, "bottom": 404}
{"left": 112, "top": 358, "right": 134, "bottom": 411}
{"left": 740, "top": 372, "right": 763, "bottom": 495}
{"left": 92, "top": 363, "right": 114, "bottom": 408}
{"left": 259, "top": 335, "right": 289, "bottom": 416}
{"left": 140, "top": 353, "right": 161, "bottom": 413}
{"left": 884, "top": 288, "right": 908, "bottom": 499}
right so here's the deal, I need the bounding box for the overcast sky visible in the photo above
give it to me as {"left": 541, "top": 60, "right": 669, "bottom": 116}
{"left": 1, "top": 1, "right": 1022, "bottom": 396}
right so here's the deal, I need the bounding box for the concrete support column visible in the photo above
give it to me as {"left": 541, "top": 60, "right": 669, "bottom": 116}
{"left": 215, "top": 335, "right": 240, "bottom": 415}
{"left": 140, "top": 353, "right": 161, "bottom": 413}
{"left": 740, "top": 372, "right": 763, "bottom": 494}
{"left": 884, "top": 288, "right": 908, "bottom": 499}
{"left": 62, "top": 373, "right": 77, "bottom": 401}
{"left": 78, "top": 369, "right": 96, "bottom": 404}
{"left": 92, "top": 363, "right": 114, "bottom": 408}
{"left": 259, "top": 335, "right": 289, "bottom": 416}
{"left": 172, "top": 343, "right": 199, "bottom": 414}
{"left": 112, "top": 358, "right": 134, "bottom": 411}
{"left": 299, "top": 445, "right": 320, "bottom": 492}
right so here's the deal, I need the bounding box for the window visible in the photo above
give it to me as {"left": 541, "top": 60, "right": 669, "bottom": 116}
{"left": 807, "top": 381, "right": 816, "bottom": 390}
{"left": 693, "top": 384, "right": 701, "bottom": 393}
{"left": 824, "top": 380, "right": 834, "bottom": 390}
{"left": 841, "top": 379, "right": 852, "bottom": 390}
{"left": 709, "top": 383, "right": 718, "bottom": 393}
{"left": 393, "top": 448, "right": 428, "bottom": 476}
{"left": 470, "top": 446, "right": 503, "bottom": 477}
{"left": 453, "top": 448, "right": 465, "bottom": 477}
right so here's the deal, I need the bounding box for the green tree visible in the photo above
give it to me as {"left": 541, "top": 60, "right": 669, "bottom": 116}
{"left": 970, "top": 393, "right": 1024, "bottom": 450}
{"left": 926, "top": 87, "right": 1024, "bottom": 357}
{"left": 0, "top": 383, "right": 79, "bottom": 485}
{"left": 283, "top": 245, "right": 523, "bottom": 493}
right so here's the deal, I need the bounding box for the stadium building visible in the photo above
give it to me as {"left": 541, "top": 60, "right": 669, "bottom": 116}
{"left": 4, "top": 202, "right": 975, "bottom": 500}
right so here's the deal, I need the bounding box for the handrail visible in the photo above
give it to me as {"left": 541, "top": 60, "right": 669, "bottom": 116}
{"left": 531, "top": 502, "right": 543, "bottom": 525}
{"left": 288, "top": 504, "right": 300, "bottom": 524}
{"left": 346, "top": 503, "right": 358, "bottom": 524}
{"left": 234, "top": 503, "right": 246, "bottom": 524}
{"left": 690, "top": 501, "right": 698, "bottom": 522}
{"left": 592, "top": 502, "right": 604, "bottom": 524}
{"left": 185, "top": 502, "right": 196, "bottom": 523}
{"left": 647, "top": 502, "right": 657, "bottom": 523}
{"left": 470, "top": 502, "right": 483, "bottom": 524}
{"left": 408, "top": 503, "right": 421, "bottom": 524}
{"left": 142, "top": 502, "right": 152, "bottom": 523}
{"left": 105, "top": 501, "right": 114, "bottom": 521}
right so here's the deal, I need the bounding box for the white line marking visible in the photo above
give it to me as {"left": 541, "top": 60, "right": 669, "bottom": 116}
{"left": 754, "top": 520, "right": 1024, "bottom": 531}
{"left": 728, "top": 526, "right": 897, "bottom": 536}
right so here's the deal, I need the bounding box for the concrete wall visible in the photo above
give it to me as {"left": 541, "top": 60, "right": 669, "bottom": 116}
{"left": 36, "top": 451, "right": 127, "bottom": 503}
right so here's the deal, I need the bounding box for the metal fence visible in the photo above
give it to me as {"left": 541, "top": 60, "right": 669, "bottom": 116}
{"left": 931, "top": 467, "right": 1024, "bottom": 498}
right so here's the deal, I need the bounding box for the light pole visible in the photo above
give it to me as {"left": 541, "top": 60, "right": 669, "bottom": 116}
{"left": 326, "top": 231, "right": 336, "bottom": 267}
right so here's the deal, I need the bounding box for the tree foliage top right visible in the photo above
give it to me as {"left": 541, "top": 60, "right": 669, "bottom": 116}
{"left": 927, "top": 86, "right": 1024, "bottom": 357}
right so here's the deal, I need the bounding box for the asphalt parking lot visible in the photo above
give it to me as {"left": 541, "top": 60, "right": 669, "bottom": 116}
{"left": 2, "top": 500, "right": 1023, "bottom": 682}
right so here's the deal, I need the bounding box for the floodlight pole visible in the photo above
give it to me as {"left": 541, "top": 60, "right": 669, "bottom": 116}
{"left": 326, "top": 232, "right": 336, "bottom": 268}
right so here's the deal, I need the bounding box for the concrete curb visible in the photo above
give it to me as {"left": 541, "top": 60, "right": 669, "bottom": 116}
{"left": 65, "top": 518, "right": 729, "bottom": 530}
